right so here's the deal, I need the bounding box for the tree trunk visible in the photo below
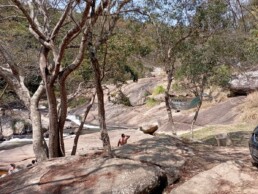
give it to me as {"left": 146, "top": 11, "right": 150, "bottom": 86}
{"left": 190, "top": 101, "right": 202, "bottom": 139}
{"left": 97, "top": 87, "right": 112, "bottom": 156}
{"left": 71, "top": 93, "right": 95, "bottom": 155}
{"left": 165, "top": 69, "right": 176, "bottom": 135}
{"left": 57, "top": 80, "right": 67, "bottom": 156}
{"left": 87, "top": 31, "right": 112, "bottom": 157}
{"left": 0, "top": 44, "right": 48, "bottom": 160}
{"left": 39, "top": 47, "right": 62, "bottom": 158}
{"left": 46, "top": 85, "right": 62, "bottom": 158}
{"left": 30, "top": 83, "right": 48, "bottom": 161}
{"left": 190, "top": 78, "right": 205, "bottom": 139}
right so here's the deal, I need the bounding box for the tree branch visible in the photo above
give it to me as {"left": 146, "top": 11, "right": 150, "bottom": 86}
{"left": 11, "top": 0, "right": 48, "bottom": 44}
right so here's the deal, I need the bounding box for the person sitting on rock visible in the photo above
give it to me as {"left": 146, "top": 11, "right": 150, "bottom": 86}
{"left": 8, "top": 163, "right": 19, "bottom": 175}
{"left": 117, "top": 134, "right": 130, "bottom": 147}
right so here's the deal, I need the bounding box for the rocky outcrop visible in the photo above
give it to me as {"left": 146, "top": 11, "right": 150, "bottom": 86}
{"left": 114, "top": 136, "right": 195, "bottom": 185}
{"left": 122, "top": 77, "right": 165, "bottom": 106}
{"left": 0, "top": 155, "right": 167, "bottom": 194}
{"left": 0, "top": 109, "right": 32, "bottom": 139}
{"left": 229, "top": 71, "right": 258, "bottom": 96}
{"left": 0, "top": 115, "right": 13, "bottom": 137}
{"left": 0, "top": 135, "right": 195, "bottom": 193}
{"left": 0, "top": 133, "right": 255, "bottom": 194}
{"left": 170, "top": 161, "right": 258, "bottom": 194}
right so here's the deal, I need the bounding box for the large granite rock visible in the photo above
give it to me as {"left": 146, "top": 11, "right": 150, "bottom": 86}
{"left": 0, "top": 115, "right": 13, "bottom": 137}
{"left": 0, "top": 155, "right": 167, "bottom": 194}
{"left": 114, "top": 135, "right": 195, "bottom": 185}
{"left": 229, "top": 71, "right": 258, "bottom": 95}
{"left": 139, "top": 121, "right": 160, "bottom": 135}
{"left": 170, "top": 161, "right": 258, "bottom": 194}
{"left": 13, "top": 120, "right": 25, "bottom": 134}
{"left": 122, "top": 77, "right": 165, "bottom": 106}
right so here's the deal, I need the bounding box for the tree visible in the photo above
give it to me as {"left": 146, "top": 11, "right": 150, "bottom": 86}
{"left": 0, "top": 42, "right": 49, "bottom": 161}
{"left": 175, "top": 0, "right": 257, "bottom": 138}
{"left": 86, "top": 0, "right": 132, "bottom": 156}
{"left": 0, "top": 0, "right": 131, "bottom": 159}
{"left": 139, "top": 0, "right": 201, "bottom": 135}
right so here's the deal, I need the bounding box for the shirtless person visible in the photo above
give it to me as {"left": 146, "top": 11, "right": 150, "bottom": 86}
{"left": 117, "top": 134, "right": 130, "bottom": 147}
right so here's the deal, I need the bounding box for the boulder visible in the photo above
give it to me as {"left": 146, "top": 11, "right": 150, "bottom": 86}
{"left": 170, "top": 161, "right": 258, "bottom": 194}
{"left": 122, "top": 77, "right": 165, "bottom": 106}
{"left": 114, "top": 136, "right": 195, "bottom": 185}
{"left": 139, "top": 122, "right": 160, "bottom": 135}
{"left": 229, "top": 71, "right": 258, "bottom": 96}
{"left": 0, "top": 155, "right": 167, "bottom": 194}
{"left": 0, "top": 115, "right": 13, "bottom": 137}
{"left": 13, "top": 120, "right": 25, "bottom": 134}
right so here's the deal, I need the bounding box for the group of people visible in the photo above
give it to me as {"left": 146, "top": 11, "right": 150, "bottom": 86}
{"left": 7, "top": 159, "right": 37, "bottom": 175}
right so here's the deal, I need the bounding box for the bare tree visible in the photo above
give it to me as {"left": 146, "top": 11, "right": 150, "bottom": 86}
{"left": 86, "top": 0, "right": 132, "bottom": 157}
{"left": 0, "top": 0, "right": 132, "bottom": 159}
{"left": 0, "top": 42, "right": 48, "bottom": 161}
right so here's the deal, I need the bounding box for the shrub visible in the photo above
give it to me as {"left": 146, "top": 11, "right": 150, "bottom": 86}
{"left": 152, "top": 85, "right": 165, "bottom": 95}
{"left": 146, "top": 97, "right": 158, "bottom": 107}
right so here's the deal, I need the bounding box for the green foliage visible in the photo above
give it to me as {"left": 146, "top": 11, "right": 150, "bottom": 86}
{"left": 146, "top": 97, "right": 158, "bottom": 107}
{"left": 24, "top": 74, "right": 42, "bottom": 94}
{"left": 210, "top": 65, "right": 231, "bottom": 88}
{"left": 152, "top": 85, "right": 165, "bottom": 95}
{"left": 193, "top": 0, "right": 230, "bottom": 31}
{"left": 172, "top": 82, "right": 183, "bottom": 92}
{"left": 124, "top": 65, "right": 138, "bottom": 82}
{"left": 80, "top": 64, "right": 93, "bottom": 83}
{"left": 68, "top": 97, "right": 88, "bottom": 109}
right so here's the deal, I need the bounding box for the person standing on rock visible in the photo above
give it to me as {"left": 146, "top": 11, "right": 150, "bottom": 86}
{"left": 117, "top": 134, "right": 130, "bottom": 146}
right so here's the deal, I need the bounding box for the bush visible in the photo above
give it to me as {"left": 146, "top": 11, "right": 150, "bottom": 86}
{"left": 152, "top": 85, "right": 165, "bottom": 95}
{"left": 146, "top": 97, "right": 158, "bottom": 107}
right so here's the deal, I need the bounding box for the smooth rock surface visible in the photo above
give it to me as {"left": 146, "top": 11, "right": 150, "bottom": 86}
{"left": 170, "top": 161, "right": 258, "bottom": 194}
{"left": 0, "top": 155, "right": 167, "bottom": 194}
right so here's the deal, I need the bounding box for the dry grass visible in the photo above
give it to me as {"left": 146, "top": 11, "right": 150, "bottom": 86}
{"left": 180, "top": 123, "right": 255, "bottom": 140}
{"left": 238, "top": 91, "right": 258, "bottom": 125}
